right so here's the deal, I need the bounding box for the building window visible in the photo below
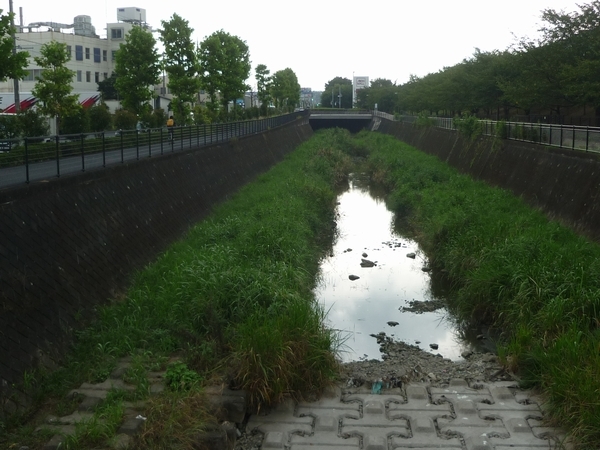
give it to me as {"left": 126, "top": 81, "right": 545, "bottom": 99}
{"left": 111, "top": 50, "right": 117, "bottom": 61}
{"left": 93, "top": 48, "right": 101, "bottom": 63}
{"left": 24, "top": 69, "right": 44, "bottom": 81}
{"left": 111, "top": 28, "right": 123, "bottom": 39}
{"left": 86, "top": 71, "right": 91, "bottom": 82}
{"left": 95, "top": 72, "right": 100, "bottom": 83}
{"left": 75, "top": 45, "right": 83, "bottom": 61}
{"left": 66, "top": 45, "right": 72, "bottom": 58}
{"left": 85, "top": 47, "right": 90, "bottom": 59}
{"left": 102, "top": 50, "right": 107, "bottom": 61}
{"left": 76, "top": 70, "right": 82, "bottom": 82}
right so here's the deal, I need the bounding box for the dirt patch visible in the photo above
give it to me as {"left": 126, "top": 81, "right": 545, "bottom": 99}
{"left": 340, "top": 332, "right": 514, "bottom": 389}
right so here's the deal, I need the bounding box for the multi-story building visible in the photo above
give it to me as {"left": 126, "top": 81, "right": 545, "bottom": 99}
{"left": 0, "top": 7, "right": 171, "bottom": 115}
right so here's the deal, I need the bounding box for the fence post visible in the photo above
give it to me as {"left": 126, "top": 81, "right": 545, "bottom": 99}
{"left": 55, "top": 135, "right": 60, "bottom": 177}
{"left": 102, "top": 132, "right": 106, "bottom": 167}
{"left": 80, "top": 133, "right": 85, "bottom": 171}
{"left": 24, "top": 138, "right": 30, "bottom": 183}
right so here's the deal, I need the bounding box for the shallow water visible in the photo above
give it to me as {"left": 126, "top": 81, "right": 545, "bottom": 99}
{"left": 315, "top": 174, "right": 477, "bottom": 362}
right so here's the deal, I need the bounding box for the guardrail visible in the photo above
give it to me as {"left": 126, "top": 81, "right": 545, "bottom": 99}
{"left": 0, "top": 112, "right": 306, "bottom": 189}
{"left": 374, "top": 111, "right": 600, "bottom": 154}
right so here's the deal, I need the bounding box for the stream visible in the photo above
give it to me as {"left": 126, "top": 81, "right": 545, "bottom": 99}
{"left": 315, "top": 174, "right": 479, "bottom": 363}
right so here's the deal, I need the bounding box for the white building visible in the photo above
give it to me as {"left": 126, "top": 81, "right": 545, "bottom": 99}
{"left": 0, "top": 7, "right": 171, "bottom": 114}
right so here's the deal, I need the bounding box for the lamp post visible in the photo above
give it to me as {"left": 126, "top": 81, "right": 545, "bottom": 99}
{"left": 338, "top": 85, "right": 342, "bottom": 109}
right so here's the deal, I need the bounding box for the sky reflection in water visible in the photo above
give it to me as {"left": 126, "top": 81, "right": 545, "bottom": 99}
{"left": 315, "top": 175, "right": 471, "bottom": 362}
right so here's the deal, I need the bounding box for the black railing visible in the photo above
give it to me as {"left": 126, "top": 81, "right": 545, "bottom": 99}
{"left": 377, "top": 112, "right": 600, "bottom": 154}
{"left": 0, "top": 112, "right": 307, "bottom": 190}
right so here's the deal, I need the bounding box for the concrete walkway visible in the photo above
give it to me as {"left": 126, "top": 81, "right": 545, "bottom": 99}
{"left": 247, "top": 379, "right": 569, "bottom": 450}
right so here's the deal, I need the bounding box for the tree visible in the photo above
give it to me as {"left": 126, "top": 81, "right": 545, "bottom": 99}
{"left": 88, "top": 103, "right": 113, "bottom": 131}
{"left": 322, "top": 77, "right": 352, "bottom": 109}
{"left": 198, "top": 30, "right": 251, "bottom": 117}
{"left": 114, "top": 26, "right": 160, "bottom": 116}
{"left": 97, "top": 73, "right": 119, "bottom": 100}
{"left": 255, "top": 63, "right": 273, "bottom": 116}
{"left": 270, "top": 68, "right": 300, "bottom": 112}
{"left": 0, "top": 9, "right": 28, "bottom": 82}
{"left": 32, "top": 41, "right": 80, "bottom": 134}
{"left": 159, "top": 14, "right": 201, "bottom": 125}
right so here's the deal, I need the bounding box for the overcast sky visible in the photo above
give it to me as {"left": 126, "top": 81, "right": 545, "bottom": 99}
{"left": 8, "top": 0, "right": 586, "bottom": 91}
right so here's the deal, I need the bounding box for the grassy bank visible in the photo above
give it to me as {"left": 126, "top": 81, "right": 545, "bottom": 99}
{"left": 2, "top": 128, "right": 355, "bottom": 449}
{"left": 359, "top": 131, "right": 600, "bottom": 448}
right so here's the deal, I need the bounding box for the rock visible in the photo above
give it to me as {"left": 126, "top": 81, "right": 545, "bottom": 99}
{"left": 421, "top": 266, "right": 431, "bottom": 272}
{"left": 344, "top": 248, "right": 353, "bottom": 252}
{"left": 476, "top": 334, "right": 485, "bottom": 340}
{"left": 387, "top": 321, "right": 399, "bottom": 327}
{"left": 348, "top": 275, "right": 360, "bottom": 281}
{"left": 360, "top": 259, "right": 376, "bottom": 267}
{"left": 429, "top": 343, "right": 439, "bottom": 350}
{"left": 362, "top": 252, "right": 368, "bottom": 257}
{"left": 406, "top": 252, "right": 416, "bottom": 259}
{"left": 461, "top": 350, "right": 474, "bottom": 359}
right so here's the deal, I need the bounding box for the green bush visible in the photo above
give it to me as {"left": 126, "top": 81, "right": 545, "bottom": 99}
{"left": 453, "top": 113, "right": 482, "bottom": 139}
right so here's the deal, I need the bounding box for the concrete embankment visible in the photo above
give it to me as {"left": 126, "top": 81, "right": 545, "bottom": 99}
{"left": 377, "top": 119, "right": 600, "bottom": 244}
{"left": 0, "top": 118, "right": 313, "bottom": 418}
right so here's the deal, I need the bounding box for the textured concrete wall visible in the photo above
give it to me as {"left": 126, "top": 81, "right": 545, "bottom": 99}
{"left": 378, "top": 119, "right": 600, "bottom": 243}
{"left": 0, "top": 118, "right": 313, "bottom": 416}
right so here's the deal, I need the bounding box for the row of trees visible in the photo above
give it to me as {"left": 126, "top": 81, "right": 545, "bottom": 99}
{"left": 1, "top": 9, "right": 302, "bottom": 136}
{"left": 354, "top": 1, "right": 600, "bottom": 122}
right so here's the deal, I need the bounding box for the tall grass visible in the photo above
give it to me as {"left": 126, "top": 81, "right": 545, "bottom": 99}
{"left": 358, "top": 131, "right": 600, "bottom": 448}
{"left": 2, "top": 128, "right": 354, "bottom": 448}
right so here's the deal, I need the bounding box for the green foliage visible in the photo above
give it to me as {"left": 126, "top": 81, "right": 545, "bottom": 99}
{"left": 114, "top": 26, "right": 160, "bottom": 115}
{"left": 113, "top": 109, "right": 138, "bottom": 130}
{"left": 31, "top": 41, "right": 79, "bottom": 128}
{"left": 255, "top": 63, "right": 272, "bottom": 113}
{"left": 415, "top": 111, "right": 435, "bottom": 127}
{"left": 97, "top": 73, "right": 118, "bottom": 101}
{"left": 0, "top": 9, "right": 29, "bottom": 82}
{"left": 159, "top": 13, "right": 201, "bottom": 121}
{"left": 361, "top": 131, "right": 600, "bottom": 447}
{"left": 198, "top": 30, "right": 250, "bottom": 112}
{"left": 271, "top": 68, "right": 301, "bottom": 112}
{"left": 88, "top": 103, "right": 113, "bottom": 132}
{"left": 192, "top": 104, "right": 212, "bottom": 125}
{"left": 453, "top": 113, "right": 482, "bottom": 139}
{"left": 61, "top": 106, "right": 89, "bottom": 134}
{"left": 17, "top": 109, "right": 50, "bottom": 137}
{"left": 164, "top": 362, "right": 202, "bottom": 391}
{"left": 322, "top": 77, "right": 353, "bottom": 109}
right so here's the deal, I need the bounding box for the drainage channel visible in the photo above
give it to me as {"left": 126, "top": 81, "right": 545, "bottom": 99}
{"left": 316, "top": 173, "right": 480, "bottom": 363}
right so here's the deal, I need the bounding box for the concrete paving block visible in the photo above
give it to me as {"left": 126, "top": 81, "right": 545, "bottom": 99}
{"left": 465, "top": 435, "right": 494, "bottom": 450}
{"left": 262, "top": 431, "right": 286, "bottom": 448}
{"left": 117, "top": 416, "right": 146, "bottom": 436}
{"left": 290, "top": 432, "right": 360, "bottom": 447}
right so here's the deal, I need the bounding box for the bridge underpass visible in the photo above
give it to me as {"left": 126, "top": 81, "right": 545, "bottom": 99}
{"left": 308, "top": 111, "right": 373, "bottom": 133}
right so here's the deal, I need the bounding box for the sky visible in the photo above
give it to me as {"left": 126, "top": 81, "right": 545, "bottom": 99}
{"left": 7, "top": 0, "right": 587, "bottom": 91}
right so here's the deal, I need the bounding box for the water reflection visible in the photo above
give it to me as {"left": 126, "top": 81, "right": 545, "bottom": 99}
{"left": 316, "top": 174, "right": 475, "bottom": 362}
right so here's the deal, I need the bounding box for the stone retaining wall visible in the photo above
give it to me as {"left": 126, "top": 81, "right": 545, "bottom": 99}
{"left": 0, "top": 118, "right": 313, "bottom": 418}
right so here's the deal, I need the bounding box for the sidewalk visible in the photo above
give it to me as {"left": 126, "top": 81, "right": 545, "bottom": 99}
{"left": 247, "top": 379, "right": 569, "bottom": 450}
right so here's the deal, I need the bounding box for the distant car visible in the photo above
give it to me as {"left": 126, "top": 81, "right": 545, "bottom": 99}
{"left": 42, "top": 136, "right": 72, "bottom": 143}
{"left": 0, "top": 140, "right": 11, "bottom": 152}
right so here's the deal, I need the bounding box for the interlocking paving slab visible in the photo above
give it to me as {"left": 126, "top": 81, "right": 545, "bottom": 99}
{"left": 246, "top": 380, "right": 570, "bottom": 449}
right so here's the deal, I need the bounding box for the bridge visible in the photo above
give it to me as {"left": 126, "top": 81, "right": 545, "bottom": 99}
{"left": 308, "top": 110, "right": 374, "bottom": 133}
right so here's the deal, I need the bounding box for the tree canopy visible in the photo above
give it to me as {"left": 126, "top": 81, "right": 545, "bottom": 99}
{"left": 198, "top": 30, "right": 251, "bottom": 115}
{"left": 255, "top": 63, "right": 272, "bottom": 115}
{"left": 114, "top": 25, "right": 161, "bottom": 115}
{"left": 31, "top": 41, "right": 79, "bottom": 132}
{"left": 271, "top": 68, "right": 300, "bottom": 111}
{"left": 355, "top": 1, "right": 600, "bottom": 120}
{"left": 322, "top": 77, "right": 352, "bottom": 109}
{"left": 159, "top": 13, "right": 201, "bottom": 124}
{"left": 0, "top": 9, "right": 28, "bottom": 82}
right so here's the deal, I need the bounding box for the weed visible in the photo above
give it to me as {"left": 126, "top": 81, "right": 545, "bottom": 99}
{"left": 453, "top": 113, "right": 483, "bottom": 140}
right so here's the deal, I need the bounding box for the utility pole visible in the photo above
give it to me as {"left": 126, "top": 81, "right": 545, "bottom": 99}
{"left": 9, "top": 0, "right": 21, "bottom": 112}
{"left": 338, "top": 85, "right": 342, "bottom": 109}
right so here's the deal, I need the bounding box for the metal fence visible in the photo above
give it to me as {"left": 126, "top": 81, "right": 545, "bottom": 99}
{"left": 0, "top": 112, "right": 305, "bottom": 190}
{"left": 374, "top": 112, "right": 600, "bottom": 154}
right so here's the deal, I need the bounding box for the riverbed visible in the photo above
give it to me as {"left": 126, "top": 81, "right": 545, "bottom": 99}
{"left": 315, "top": 174, "right": 477, "bottom": 362}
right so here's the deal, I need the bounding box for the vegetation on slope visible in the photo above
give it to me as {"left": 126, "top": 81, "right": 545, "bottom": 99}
{"left": 359, "top": 131, "right": 600, "bottom": 448}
